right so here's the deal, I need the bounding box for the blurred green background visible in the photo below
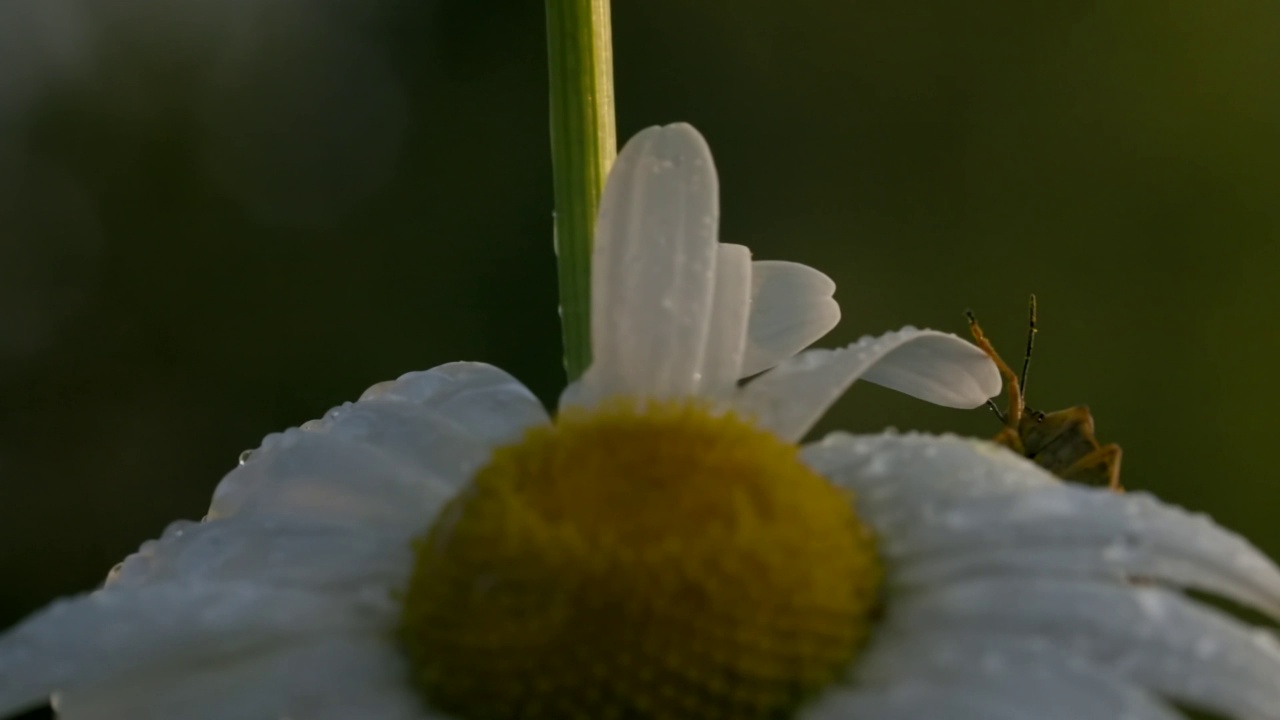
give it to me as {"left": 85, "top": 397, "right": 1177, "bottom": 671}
{"left": 2, "top": 0, "right": 1278, "bottom": 682}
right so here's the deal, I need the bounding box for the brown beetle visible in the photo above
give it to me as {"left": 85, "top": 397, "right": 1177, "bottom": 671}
{"left": 966, "top": 295, "right": 1123, "bottom": 491}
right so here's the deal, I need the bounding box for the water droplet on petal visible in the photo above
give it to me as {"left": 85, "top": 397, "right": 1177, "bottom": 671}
{"left": 1134, "top": 588, "right": 1169, "bottom": 621}
{"left": 161, "top": 520, "right": 197, "bottom": 540}
{"left": 863, "top": 454, "right": 891, "bottom": 478}
{"left": 1195, "top": 635, "right": 1221, "bottom": 659}
{"left": 360, "top": 380, "right": 397, "bottom": 401}
{"left": 238, "top": 449, "right": 254, "bottom": 465}
{"left": 1009, "top": 490, "right": 1078, "bottom": 520}
{"left": 1101, "top": 542, "right": 1132, "bottom": 564}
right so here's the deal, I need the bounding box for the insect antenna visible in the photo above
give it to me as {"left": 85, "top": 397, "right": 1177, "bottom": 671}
{"left": 1019, "top": 294, "right": 1038, "bottom": 396}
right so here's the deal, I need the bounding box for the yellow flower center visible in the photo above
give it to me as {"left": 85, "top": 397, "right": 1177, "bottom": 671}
{"left": 399, "top": 399, "right": 882, "bottom": 719}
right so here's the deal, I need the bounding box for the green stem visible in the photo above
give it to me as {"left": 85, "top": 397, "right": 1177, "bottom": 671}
{"left": 546, "top": 0, "right": 616, "bottom": 382}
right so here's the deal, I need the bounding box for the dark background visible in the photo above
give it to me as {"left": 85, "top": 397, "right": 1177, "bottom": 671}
{"left": 2, "top": 2, "right": 1278, "bottom": 715}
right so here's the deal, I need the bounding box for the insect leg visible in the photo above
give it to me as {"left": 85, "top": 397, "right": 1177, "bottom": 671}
{"left": 965, "top": 310, "right": 1024, "bottom": 427}
{"left": 1059, "top": 443, "right": 1123, "bottom": 493}
{"left": 991, "top": 425, "right": 1027, "bottom": 455}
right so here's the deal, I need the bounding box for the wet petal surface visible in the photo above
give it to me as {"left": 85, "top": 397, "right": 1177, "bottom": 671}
{"left": 842, "top": 633, "right": 1181, "bottom": 720}
{"left": 105, "top": 518, "right": 410, "bottom": 595}
{"left": 740, "top": 260, "right": 840, "bottom": 376}
{"left": 54, "top": 635, "right": 433, "bottom": 720}
{"left": 882, "top": 487, "right": 1280, "bottom": 619}
{"left": 212, "top": 363, "right": 545, "bottom": 530}
{"left": 884, "top": 578, "right": 1280, "bottom": 720}
{"left": 697, "top": 242, "right": 752, "bottom": 394}
{"left": 582, "top": 123, "right": 720, "bottom": 402}
{"left": 0, "top": 582, "right": 392, "bottom": 717}
{"left": 738, "top": 329, "right": 999, "bottom": 441}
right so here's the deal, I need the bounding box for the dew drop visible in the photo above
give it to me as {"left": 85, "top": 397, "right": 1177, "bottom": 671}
{"left": 940, "top": 508, "right": 978, "bottom": 530}
{"left": 1194, "top": 635, "right": 1221, "bottom": 660}
{"left": 862, "top": 453, "right": 891, "bottom": 478}
{"left": 1101, "top": 541, "right": 1134, "bottom": 564}
{"left": 359, "top": 380, "right": 396, "bottom": 401}
{"left": 1134, "top": 588, "right": 1169, "bottom": 621}
{"left": 161, "top": 521, "right": 196, "bottom": 540}
{"left": 1248, "top": 628, "right": 1280, "bottom": 654}
{"left": 238, "top": 449, "right": 254, "bottom": 465}
{"left": 1009, "top": 489, "right": 1078, "bottom": 519}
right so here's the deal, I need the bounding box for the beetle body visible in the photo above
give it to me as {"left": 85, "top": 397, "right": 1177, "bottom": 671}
{"left": 967, "top": 297, "right": 1122, "bottom": 491}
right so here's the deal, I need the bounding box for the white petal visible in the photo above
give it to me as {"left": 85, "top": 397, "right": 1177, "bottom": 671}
{"left": 696, "top": 243, "right": 752, "bottom": 395}
{"left": 212, "top": 362, "right": 545, "bottom": 529}
{"left": 105, "top": 517, "right": 412, "bottom": 594}
{"left": 842, "top": 634, "right": 1182, "bottom": 720}
{"left": 0, "top": 583, "right": 391, "bottom": 718}
{"left": 210, "top": 424, "right": 462, "bottom": 531}
{"left": 579, "top": 123, "right": 720, "bottom": 402}
{"left": 858, "top": 329, "right": 1001, "bottom": 406}
{"left": 54, "top": 634, "right": 434, "bottom": 720}
{"left": 807, "top": 672, "right": 1178, "bottom": 720}
{"left": 802, "top": 432, "right": 1057, "bottom": 522}
{"left": 804, "top": 431, "right": 1280, "bottom": 625}
{"left": 356, "top": 362, "right": 548, "bottom": 447}
{"left": 808, "top": 687, "right": 1021, "bottom": 720}
{"left": 877, "top": 485, "right": 1280, "bottom": 621}
{"left": 740, "top": 260, "right": 840, "bottom": 376}
{"left": 556, "top": 377, "right": 589, "bottom": 410}
{"left": 886, "top": 577, "right": 1280, "bottom": 719}
{"left": 736, "top": 328, "right": 1000, "bottom": 441}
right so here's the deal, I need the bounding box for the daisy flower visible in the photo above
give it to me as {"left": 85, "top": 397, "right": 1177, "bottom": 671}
{"left": 3, "top": 123, "right": 1280, "bottom": 720}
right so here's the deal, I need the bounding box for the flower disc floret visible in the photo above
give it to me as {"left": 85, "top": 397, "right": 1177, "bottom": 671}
{"left": 400, "top": 399, "right": 882, "bottom": 719}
